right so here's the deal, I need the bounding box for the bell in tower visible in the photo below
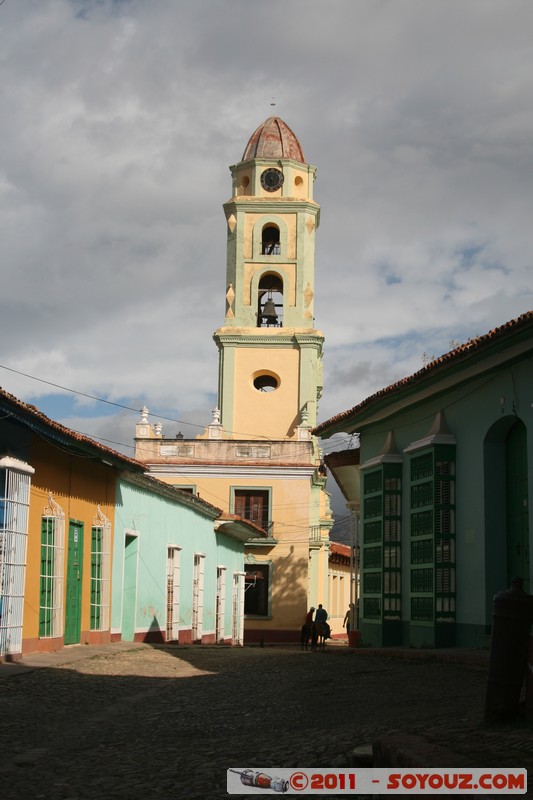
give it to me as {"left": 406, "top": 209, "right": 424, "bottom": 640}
{"left": 259, "top": 296, "right": 278, "bottom": 326}
{"left": 257, "top": 273, "right": 283, "bottom": 327}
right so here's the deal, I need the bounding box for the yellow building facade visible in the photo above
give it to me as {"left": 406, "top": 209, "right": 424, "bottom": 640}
{"left": 135, "top": 117, "right": 333, "bottom": 641}
{"left": 0, "top": 388, "right": 133, "bottom": 658}
{"left": 23, "top": 439, "right": 116, "bottom": 653}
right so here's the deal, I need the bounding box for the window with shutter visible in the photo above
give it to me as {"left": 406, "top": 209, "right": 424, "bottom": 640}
{"left": 361, "top": 463, "right": 402, "bottom": 643}
{"left": 409, "top": 445, "right": 456, "bottom": 638}
{"left": 233, "top": 490, "right": 270, "bottom": 532}
{"left": 90, "top": 507, "right": 111, "bottom": 632}
{"left": 39, "top": 494, "right": 65, "bottom": 639}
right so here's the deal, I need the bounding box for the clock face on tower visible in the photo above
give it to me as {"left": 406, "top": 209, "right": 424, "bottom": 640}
{"left": 260, "top": 167, "right": 284, "bottom": 192}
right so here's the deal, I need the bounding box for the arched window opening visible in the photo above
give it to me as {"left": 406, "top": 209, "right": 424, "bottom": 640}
{"left": 261, "top": 225, "right": 280, "bottom": 255}
{"left": 257, "top": 274, "right": 283, "bottom": 327}
{"left": 253, "top": 372, "right": 279, "bottom": 392}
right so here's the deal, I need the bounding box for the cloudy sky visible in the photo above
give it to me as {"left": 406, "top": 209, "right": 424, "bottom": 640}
{"left": 2, "top": 1, "right": 533, "bottom": 527}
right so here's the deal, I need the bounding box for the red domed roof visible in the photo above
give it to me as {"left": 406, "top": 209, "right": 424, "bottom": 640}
{"left": 242, "top": 117, "right": 305, "bottom": 163}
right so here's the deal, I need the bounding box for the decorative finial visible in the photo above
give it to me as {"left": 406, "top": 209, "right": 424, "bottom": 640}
{"left": 140, "top": 406, "right": 149, "bottom": 423}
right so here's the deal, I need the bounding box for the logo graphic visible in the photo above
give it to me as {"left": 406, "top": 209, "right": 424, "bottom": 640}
{"left": 229, "top": 769, "right": 289, "bottom": 793}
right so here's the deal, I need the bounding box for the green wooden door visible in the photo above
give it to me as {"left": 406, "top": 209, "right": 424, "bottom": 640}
{"left": 506, "top": 421, "right": 530, "bottom": 591}
{"left": 64, "top": 521, "right": 84, "bottom": 645}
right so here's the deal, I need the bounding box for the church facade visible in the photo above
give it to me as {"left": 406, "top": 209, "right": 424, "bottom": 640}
{"left": 135, "top": 117, "right": 333, "bottom": 642}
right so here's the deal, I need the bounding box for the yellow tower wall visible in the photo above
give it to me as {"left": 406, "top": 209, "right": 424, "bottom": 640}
{"left": 231, "top": 347, "right": 300, "bottom": 439}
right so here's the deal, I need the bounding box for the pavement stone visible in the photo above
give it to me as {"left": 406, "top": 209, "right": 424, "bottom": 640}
{"left": 0, "top": 642, "right": 530, "bottom": 799}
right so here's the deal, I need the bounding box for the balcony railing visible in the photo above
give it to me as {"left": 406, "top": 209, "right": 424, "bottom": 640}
{"left": 261, "top": 243, "right": 281, "bottom": 255}
{"left": 257, "top": 314, "right": 283, "bottom": 328}
{"left": 309, "top": 525, "right": 322, "bottom": 542}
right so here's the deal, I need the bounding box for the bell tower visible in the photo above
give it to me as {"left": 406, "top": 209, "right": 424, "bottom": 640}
{"left": 135, "top": 117, "right": 334, "bottom": 642}
{"left": 214, "top": 117, "right": 324, "bottom": 441}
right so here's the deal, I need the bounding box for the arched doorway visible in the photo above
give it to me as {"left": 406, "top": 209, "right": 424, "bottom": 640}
{"left": 484, "top": 417, "right": 530, "bottom": 623}
{"left": 505, "top": 420, "right": 530, "bottom": 589}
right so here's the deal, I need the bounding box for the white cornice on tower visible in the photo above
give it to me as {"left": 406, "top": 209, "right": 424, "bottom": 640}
{"left": 146, "top": 464, "right": 318, "bottom": 480}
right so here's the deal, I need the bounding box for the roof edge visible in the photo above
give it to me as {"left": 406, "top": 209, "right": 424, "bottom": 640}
{"left": 314, "top": 310, "right": 533, "bottom": 437}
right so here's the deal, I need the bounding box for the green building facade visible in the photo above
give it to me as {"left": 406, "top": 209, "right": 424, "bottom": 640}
{"left": 316, "top": 312, "right": 533, "bottom": 648}
{"left": 111, "top": 474, "right": 252, "bottom": 645}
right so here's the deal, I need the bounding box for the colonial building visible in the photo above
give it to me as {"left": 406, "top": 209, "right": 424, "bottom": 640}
{"left": 0, "top": 386, "right": 254, "bottom": 659}
{"left": 110, "top": 472, "right": 262, "bottom": 646}
{"left": 315, "top": 312, "right": 533, "bottom": 649}
{"left": 135, "top": 117, "right": 333, "bottom": 642}
{"left": 0, "top": 387, "right": 135, "bottom": 657}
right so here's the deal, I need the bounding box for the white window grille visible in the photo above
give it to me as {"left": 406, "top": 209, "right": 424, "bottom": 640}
{"left": 216, "top": 566, "right": 226, "bottom": 643}
{"left": 166, "top": 546, "right": 181, "bottom": 642}
{"left": 192, "top": 553, "right": 205, "bottom": 642}
{"left": 40, "top": 494, "right": 65, "bottom": 639}
{"left": 0, "top": 457, "right": 34, "bottom": 656}
{"left": 232, "top": 572, "right": 245, "bottom": 646}
{"left": 90, "top": 506, "right": 111, "bottom": 631}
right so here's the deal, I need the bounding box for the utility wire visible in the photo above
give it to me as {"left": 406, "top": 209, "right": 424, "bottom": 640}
{"left": 0, "top": 364, "right": 353, "bottom": 528}
{"left": 0, "top": 362, "right": 354, "bottom": 455}
{"left": 0, "top": 363, "right": 206, "bottom": 428}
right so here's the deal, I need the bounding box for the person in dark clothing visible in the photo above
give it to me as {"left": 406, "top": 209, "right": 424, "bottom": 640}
{"left": 315, "top": 603, "right": 330, "bottom": 639}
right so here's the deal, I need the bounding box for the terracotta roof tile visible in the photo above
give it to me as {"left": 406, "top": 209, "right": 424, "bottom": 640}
{"left": 314, "top": 310, "right": 533, "bottom": 436}
{"left": 0, "top": 385, "right": 143, "bottom": 470}
{"left": 329, "top": 541, "right": 351, "bottom": 558}
{"left": 0, "top": 386, "right": 230, "bottom": 518}
{"left": 218, "top": 511, "right": 268, "bottom": 538}
{"left": 242, "top": 116, "right": 305, "bottom": 163}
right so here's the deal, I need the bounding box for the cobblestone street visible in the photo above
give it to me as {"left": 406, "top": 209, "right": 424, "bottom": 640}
{"left": 0, "top": 642, "right": 518, "bottom": 799}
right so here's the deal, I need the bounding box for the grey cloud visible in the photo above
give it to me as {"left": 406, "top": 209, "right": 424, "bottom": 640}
{"left": 0, "top": 0, "right": 531, "bottom": 448}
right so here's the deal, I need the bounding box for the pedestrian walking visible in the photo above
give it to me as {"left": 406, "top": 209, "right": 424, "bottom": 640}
{"left": 343, "top": 603, "right": 355, "bottom": 637}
